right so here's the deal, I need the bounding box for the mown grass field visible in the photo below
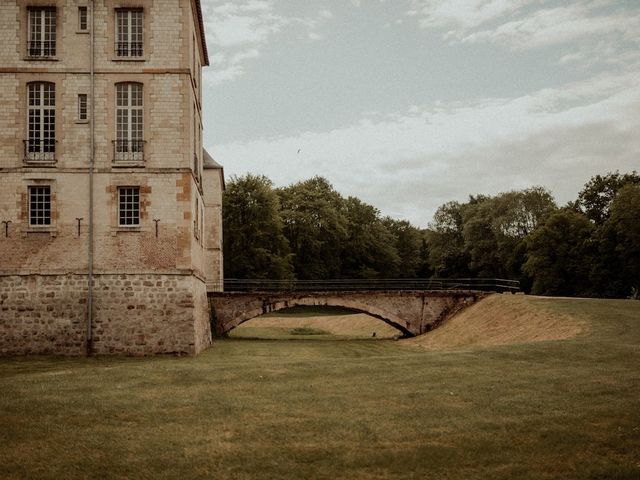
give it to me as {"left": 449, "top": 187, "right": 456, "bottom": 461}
{"left": 1, "top": 297, "right": 639, "bottom": 479}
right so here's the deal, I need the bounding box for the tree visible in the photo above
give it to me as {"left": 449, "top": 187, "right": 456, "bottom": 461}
{"left": 596, "top": 184, "right": 640, "bottom": 298}
{"left": 523, "top": 210, "right": 596, "bottom": 296}
{"left": 488, "top": 187, "right": 557, "bottom": 288}
{"left": 340, "top": 198, "right": 399, "bottom": 278}
{"left": 278, "top": 177, "right": 348, "bottom": 279}
{"left": 577, "top": 171, "right": 640, "bottom": 224}
{"left": 427, "top": 201, "right": 471, "bottom": 277}
{"left": 222, "top": 174, "right": 293, "bottom": 279}
{"left": 382, "top": 218, "right": 422, "bottom": 278}
{"left": 427, "top": 187, "right": 556, "bottom": 285}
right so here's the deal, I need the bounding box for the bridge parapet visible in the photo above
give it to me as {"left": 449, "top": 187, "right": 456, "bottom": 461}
{"left": 207, "top": 278, "right": 519, "bottom": 294}
{"left": 207, "top": 289, "right": 490, "bottom": 337}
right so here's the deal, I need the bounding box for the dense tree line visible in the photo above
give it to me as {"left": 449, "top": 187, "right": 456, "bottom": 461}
{"left": 222, "top": 171, "right": 640, "bottom": 298}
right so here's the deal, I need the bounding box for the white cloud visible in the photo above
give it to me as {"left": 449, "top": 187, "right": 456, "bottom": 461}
{"left": 407, "top": 0, "right": 534, "bottom": 30}
{"left": 457, "top": 5, "right": 640, "bottom": 51}
{"left": 201, "top": 1, "right": 334, "bottom": 85}
{"left": 209, "top": 70, "right": 640, "bottom": 226}
{"left": 407, "top": 0, "right": 640, "bottom": 68}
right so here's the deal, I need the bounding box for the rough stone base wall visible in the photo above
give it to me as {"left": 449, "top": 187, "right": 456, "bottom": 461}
{"left": 0, "top": 275, "right": 87, "bottom": 355}
{"left": 0, "top": 273, "right": 212, "bottom": 356}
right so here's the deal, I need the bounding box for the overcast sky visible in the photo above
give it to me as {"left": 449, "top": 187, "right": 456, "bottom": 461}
{"left": 200, "top": 0, "right": 640, "bottom": 227}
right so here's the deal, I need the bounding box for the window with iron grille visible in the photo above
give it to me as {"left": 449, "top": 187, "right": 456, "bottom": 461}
{"left": 78, "top": 94, "right": 88, "bottom": 121}
{"left": 116, "top": 9, "right": 143, "bottom": 57}
{"left": 29, "top": 186, "right": 51, "bottom": 226}
{"left": 27, "top": 82, "right": 55, "bottom": 161}
{"left": 28, "top": 8, "right": 56, "bottom": 57}
{"left": 115, "top": 83, "right": 143, "bottom": 160}
{"left": 78, "top": 6, "right": 88, "bottom": 31}
{"left": 118, "top": 187, "right": 140, "bottom": 226}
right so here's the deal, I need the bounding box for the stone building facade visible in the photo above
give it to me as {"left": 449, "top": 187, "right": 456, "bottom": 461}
{"left": 0, "top": 0, "right": 224, "bottom": 355}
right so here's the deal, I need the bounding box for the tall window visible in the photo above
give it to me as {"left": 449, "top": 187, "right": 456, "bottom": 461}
{"left": 28, "top": 8, "right": 56, "bottom": 57}
{"left": 115, "top": 83, "right": 143, "bottom": 161}
{"left": 78, "top": 94, "right": 88, "bottom": 121}
{"left": 78, "top": 6, "right": 88, "bottom": 32}
{"left": 118, "top": 187, "right": 140, "bottom": 226}
{"left": 116, "top": 9, "right": 143, "bottom": 57}
{"left": 26, "top": 82, "right": 55, "bottom": 162}
{"left": 29, "top": 186, "right": 51, "bottom": 226}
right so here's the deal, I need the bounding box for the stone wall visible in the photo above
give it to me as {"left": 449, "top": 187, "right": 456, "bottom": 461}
{"left": 0, "top": 273, "right": 212, "bottom": 355}
{"left": 210, "top": 291, "right": 487, "bottom": 337}
{"left": 0, "top": 274, "right": 87, "bottom": 355}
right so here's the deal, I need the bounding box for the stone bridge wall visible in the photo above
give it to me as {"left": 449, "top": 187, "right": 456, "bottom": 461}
{"left": 208, "top": 290, "right": 487, "bottom": 337}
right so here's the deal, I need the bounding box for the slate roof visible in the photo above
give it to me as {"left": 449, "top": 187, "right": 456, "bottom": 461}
{"left": 203, "top": 149, "right": 222, "bottom": 169}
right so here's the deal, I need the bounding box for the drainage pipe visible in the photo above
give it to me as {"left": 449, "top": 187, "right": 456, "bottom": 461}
{"left": 86, "top": 0, "right": 95, "bottom": 355}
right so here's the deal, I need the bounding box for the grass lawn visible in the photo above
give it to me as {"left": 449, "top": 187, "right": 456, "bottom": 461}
{"left": 1, "top": 297, "right": 639, "bottom": 479}
{"left": 230, "top": 305, "right": 400, "bottom": 340}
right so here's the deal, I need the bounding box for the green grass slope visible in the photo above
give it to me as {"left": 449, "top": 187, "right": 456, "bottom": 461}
{"left": 0, "top": 297, "right": 638, "bottom": 480}
{"left": 230, "top": 306, "right": 400, "bottom": 340}
{"left": 405, "top": 293, "right": 589, "bottom": 350}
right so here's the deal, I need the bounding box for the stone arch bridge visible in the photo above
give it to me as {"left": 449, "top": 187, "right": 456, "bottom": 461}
{"left": 207, "top": 279, "right": 519, "bottom": 337}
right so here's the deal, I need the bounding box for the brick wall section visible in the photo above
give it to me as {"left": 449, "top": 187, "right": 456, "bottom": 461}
{"left": 0, "top": 273, "right": 212, "bottom": 355}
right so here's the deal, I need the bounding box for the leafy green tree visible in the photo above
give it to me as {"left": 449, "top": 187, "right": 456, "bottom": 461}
{"left": 427, "top": 201, "right": 471, "bottom": 277}
{"left": 417, "top": 236, "right": 434, "bottom": 278}
{"left": 595, "top": 184, "right": 640, "bottom": 298}
{"left": 382, "top": 218, "right": 423, "bottom": 278}
{"left": 222, "top": 174, "right": 293, "bottom": 279}
{"left": 340, "top": 198, "right": 399, "bottom": 278}
{"left": 523, "top": 210, "right": 596, "bottom": 296}
{"left": 427, "top": 188, "right": 556, "bottom": 284}
{"left": 487, "top": 187, "right": 557, "bottom": 287}
{"left": 278, "top": 177, "right": 348, "bottom": 279}
{"left": 577, "top": 171, "right": 640, "bottom": 224}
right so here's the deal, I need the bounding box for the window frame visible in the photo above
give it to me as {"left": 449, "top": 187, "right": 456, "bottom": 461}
{"left": 28, "top": 185, "right": 52, "bottom": 227}
{"left": 77, "top": 93, "right": 88, "bottom": 122}
{"left": 114, "top": 82, "right": 144, "bottom": 162}
{"left": 26, "top": 81, "right": 56, "bottom": 163}
{"left": 27, "top": 7, "right": 57, "bottom": 58}
{"left": 115, "top": 8, "right": 143, "bottom": 58}
{"left": 78, "top": 6, "right": 89, "bottom": 33}
{"left": 117, "top": 186, "right": 141, "bottom": 227}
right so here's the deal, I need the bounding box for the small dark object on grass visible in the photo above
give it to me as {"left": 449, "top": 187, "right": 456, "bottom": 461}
{"left": 372, "top": 332, "right": 376, "bottom": 337}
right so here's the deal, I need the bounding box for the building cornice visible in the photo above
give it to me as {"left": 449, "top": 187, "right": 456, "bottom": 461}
{"left": 194, "top": 0, "right": 209, "bottom": 66}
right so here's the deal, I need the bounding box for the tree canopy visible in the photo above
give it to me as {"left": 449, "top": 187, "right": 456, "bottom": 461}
{"left": 221, "top": 171, "right": 639, "bottom": 298}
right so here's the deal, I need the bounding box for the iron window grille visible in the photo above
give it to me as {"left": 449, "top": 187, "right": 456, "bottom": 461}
{"left": 115, "top": 9, "right": 143, "bottom": 57}
{"left": 118, "top": 187, "right": 140, "bottom": 226}
{"left": 27, "top": 8, "right": 56, "bottom": 58}
{"left": 29, "top": 186, "right": 51, "bottom": 226}
{"left": 26, "top": 82, "right": 56, "bottom": 163}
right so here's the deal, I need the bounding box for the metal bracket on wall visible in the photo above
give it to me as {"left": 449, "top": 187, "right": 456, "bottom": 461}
{"left": 2, "top": 220, "right": 11, "bottom": 238}
{"left": 153, "top": 218, "right": 160, "bottom": 238}
{"left": 76, "top": 218, "right": 83, "bottom": 237}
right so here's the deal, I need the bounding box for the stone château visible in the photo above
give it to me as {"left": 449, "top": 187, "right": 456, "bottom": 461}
{"left": 0, "top": 0, "right": 223, "bottom": 355}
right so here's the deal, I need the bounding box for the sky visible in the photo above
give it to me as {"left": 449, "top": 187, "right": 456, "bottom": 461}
{"left": 200, "top": 0, "right": 640, "bottom": 227}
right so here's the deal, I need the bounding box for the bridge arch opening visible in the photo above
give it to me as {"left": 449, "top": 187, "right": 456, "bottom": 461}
{"left": 225, "top": 304, "right": 412, "bottom": 339}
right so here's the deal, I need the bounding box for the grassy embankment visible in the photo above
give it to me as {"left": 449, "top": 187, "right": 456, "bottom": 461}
{"left": 1, "top": 295, "right": 639, "bottom": 479}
